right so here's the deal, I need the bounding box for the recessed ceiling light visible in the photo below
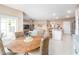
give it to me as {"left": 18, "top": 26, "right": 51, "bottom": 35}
{"left": 67, "top": 10, "right": 72, "bottom": 14}
{"left": 52, "top": 13, "right": 56, "bottom": 16}
{"left": 56, "top": 17, "right": 59, "bottom": 19}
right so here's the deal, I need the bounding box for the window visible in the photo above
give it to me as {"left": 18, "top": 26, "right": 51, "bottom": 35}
{"left": 0, "top": 15, "right": 17, "bottom": 33}
{"left": 0, "top": 15, "right": 18, "bottom": 46}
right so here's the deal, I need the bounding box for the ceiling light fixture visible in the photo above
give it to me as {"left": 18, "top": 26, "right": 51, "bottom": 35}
{"left": 67, "top": 10, "right": 72, "bottom": 14}
{"left": 56, "top": 17, "right": 59, "bottom": 19}
{"left": 66, "top": 15, "right": 70, "bottom": 18}
{"left": 52, "top": 13, "right": 56, "bottom": 16}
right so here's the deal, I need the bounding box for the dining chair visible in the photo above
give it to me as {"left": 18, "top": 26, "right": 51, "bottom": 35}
{"left": 15, "top": 32, "right": 26, "bottom": 40}
{"left": 0, "top": 33, "right": 17, "bottom": 55}
{"left": 28, "top": 35, "right": 50, "bottom": 55}
{"left": 15, "top": 32, "right": 25, "bottom": 38}
{"left": 40, "top": 36, "right": 50, "bottom": 55}
{"left": 0, "top": 34, "right": 6, "bottom": 55}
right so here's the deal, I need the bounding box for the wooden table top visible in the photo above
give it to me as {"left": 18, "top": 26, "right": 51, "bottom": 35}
{"left": 7, "top": 36, "right": 41, "bottom": 53}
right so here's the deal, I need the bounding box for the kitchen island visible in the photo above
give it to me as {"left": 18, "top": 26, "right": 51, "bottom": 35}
{"left": 52, "top": 29, "right": 62, "bottom": 40}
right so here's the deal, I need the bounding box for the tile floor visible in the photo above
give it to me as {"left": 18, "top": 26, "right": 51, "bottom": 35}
{"left": 49, "top": 34, "right": 73, "bottom": 55}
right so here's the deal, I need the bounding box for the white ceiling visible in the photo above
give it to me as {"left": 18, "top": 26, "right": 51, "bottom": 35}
{"left": 5, "top": 4, "right": 78, "bottom": 20}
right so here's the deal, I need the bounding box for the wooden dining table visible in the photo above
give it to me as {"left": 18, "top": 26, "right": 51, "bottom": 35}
{"left": 7, "top": 36, "right": 41, "bottom": 54}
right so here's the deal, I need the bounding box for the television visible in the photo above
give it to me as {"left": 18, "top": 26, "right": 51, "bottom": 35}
{"left": 24, "top": 25, "right": 30, "bottom": 29}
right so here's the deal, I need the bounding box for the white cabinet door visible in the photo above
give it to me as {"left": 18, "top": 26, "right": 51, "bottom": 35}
{"left": 52, "top": 29, "right": 62, "bottom": 40}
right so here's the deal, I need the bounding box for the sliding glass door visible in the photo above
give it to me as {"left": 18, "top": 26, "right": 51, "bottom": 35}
{"left": 0, "top": 15, "right": 17, "bottom": 46}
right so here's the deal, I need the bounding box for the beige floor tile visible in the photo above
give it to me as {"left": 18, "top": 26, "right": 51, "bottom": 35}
{"left": 49, "top": 34, "right": 73, "bottom": 55}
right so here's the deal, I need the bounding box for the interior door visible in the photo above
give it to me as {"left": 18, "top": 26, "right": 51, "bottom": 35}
{"left": 63, "top": 21, "right": 71, "bottom": 34}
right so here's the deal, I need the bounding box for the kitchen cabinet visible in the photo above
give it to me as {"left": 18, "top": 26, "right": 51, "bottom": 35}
{"left": 52, "top": 29, "right": 62, "bottom": 40}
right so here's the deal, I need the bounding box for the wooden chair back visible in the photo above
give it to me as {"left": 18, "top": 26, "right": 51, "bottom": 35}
{"left": 15, "top": 32, "right": 25, "bottom": 38}
{"left": 40, "top": 36, "right": 49, "bottom": 55}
